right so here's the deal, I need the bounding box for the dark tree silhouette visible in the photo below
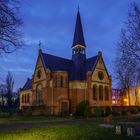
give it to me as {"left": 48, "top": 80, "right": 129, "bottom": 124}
{"left": 119, "top": 3, "right": 140, "bottom": 62}
{"left": 0, "top": 84, "right": 7, "bottom": 110}
{"left": 114, "top": 3, "right": 140, "bottom": 106}
{"left": 0, "top": 0, "right": 23, "bottom": 54}
{"left": 5, "top": 72, "right": 14, "bottom": 112}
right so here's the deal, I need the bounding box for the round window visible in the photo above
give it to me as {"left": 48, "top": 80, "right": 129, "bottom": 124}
{"left": 37, "top": 70, "right": 42, "bottom": 79}
{"left": 98, "top": 71, "right": 104, "bottom": 80}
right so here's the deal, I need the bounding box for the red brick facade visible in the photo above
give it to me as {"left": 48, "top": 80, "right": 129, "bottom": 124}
{"left": 20, "top": 51, "right": 112, "bottom": 115}
{"left": 20, "top": 10, "right": 112, "bottom": 115}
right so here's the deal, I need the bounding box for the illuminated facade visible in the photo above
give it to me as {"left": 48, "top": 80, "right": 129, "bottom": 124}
{"left": 20, "top": 10, "right": 112, "bottom": 115}
{"left": 124, "top": 86, "right": 140, "bottom": 106}
{"left": 112, "top": 89, "right": 122, "bottom": 106}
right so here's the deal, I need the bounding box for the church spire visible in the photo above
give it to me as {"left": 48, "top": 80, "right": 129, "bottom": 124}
{"left": 72, "top": 9, "right": 86, "bottom": 48}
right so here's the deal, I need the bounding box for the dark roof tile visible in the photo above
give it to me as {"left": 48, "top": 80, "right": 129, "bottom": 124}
{"left": 41, "top": 53, "right": 72, "bottom": 73}
{"left": 86, "top": 56, "right": 98, "bottom": 72}
{"left": 22, "top": 78, "right": 32, "bottom": 90}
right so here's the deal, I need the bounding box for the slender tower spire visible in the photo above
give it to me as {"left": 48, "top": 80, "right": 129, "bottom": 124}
{"left": 72, "top": 8, "right": 86, "bottom": 48}
{"left": 71, "top": 8, "right": 86, "bottom": 80}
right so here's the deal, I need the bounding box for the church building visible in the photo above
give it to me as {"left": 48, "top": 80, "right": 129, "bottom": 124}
{"left": 20, "top": 10, "right": 112, "bottom": 115}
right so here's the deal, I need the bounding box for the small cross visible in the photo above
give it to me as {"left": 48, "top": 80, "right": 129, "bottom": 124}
{"left": 38, "top": 40, "right": 42, "bottom": 49}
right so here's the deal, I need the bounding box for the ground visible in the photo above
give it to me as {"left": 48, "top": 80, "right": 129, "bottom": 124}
{"left": 0, "top": 125, "right": 138, "bottom": 140}
{"left": 0, "top": 115, "right": 139, "bottom": 140}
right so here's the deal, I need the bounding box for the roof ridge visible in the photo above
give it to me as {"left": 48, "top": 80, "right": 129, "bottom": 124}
{"left": 87, "top": 55, "right": 98, "bottom": 60}
{"left": 42, "top": 52, "right": 72, "bottom": 61}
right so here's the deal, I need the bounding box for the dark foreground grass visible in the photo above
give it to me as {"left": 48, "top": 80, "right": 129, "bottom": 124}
{"left": 0, "top": 116, "right": 73, "bottom": 124}
{"left": 0, "top": 125, "right": 137, "bottom": 140}
{"left": 0, "top": 114, "right": 140, "bottom": 124}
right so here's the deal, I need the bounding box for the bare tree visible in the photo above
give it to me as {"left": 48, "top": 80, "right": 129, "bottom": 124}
{"left": 119, "top": 3, "right": 140, "bottom": 64}
{"left": 114, "top": 52, "right": 133, "bottom": 106}
{"left": 131, "top": 69, "right": 140, "bottom": 105}
{"left": 0, "top": 84, "right": 7, "bottom": 108}
{"left": 0, "top": 0, "right": 23, "bottom": 54}
{"left": 114, "top": 3, "right": 140, "bottom": 106}
{"left": 5, "top": 71, "right": 14, "bottom": 110}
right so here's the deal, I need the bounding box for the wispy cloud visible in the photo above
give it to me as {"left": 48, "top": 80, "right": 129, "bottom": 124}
{"left": 0, "top": 0, "right": 139, "bottom": 90}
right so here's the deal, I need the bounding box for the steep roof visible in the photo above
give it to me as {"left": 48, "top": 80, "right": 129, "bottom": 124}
{"left": 41, "top": 53, "right": 72, "bottom": 73}
{"left": 72, "top": 10, "right": 86, "bottom": 47}
{"left": 21, "top": 53, "right": 99, "bottom": 91}
{"left": 41, "top": 52, "right": 98, "bottom": 81}
{"left": 86, "top": 55, "right": 98, "bottom": 72}
{"left": 22, "top": 78, "right": 32, "bottom": 91}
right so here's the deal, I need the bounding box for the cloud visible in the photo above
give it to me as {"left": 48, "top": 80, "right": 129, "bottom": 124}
{"left": 1, "top": 0, "right": 139, "bottom": 90}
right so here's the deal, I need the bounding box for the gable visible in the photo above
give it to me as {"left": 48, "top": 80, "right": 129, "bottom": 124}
{"left": 91, "top": 56, "right": 110, "bottom": 84}
{"left": 33, "top": 55, "right": 47, "bottom": 83}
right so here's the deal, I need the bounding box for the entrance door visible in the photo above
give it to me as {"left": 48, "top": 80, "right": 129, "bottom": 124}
{"left": 61, "top": 102, "right": 69, "bottom": 116}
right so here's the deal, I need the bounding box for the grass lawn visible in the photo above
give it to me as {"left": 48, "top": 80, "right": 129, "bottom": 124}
{"left": 112, "top": 115, "right": 140, "bottom": 123}
{"left": 0, "top": 125, "right": 137, "bottom": 140}
{"left": 0, "top": 114, "right": 140, "bottom": 124}
{"left": 0, "top": 115, "right": 74, "bottom": 124}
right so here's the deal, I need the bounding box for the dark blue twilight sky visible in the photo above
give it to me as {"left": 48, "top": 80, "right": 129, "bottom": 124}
{"left": 0, "top": 0, "right": 139, "bottom": 91}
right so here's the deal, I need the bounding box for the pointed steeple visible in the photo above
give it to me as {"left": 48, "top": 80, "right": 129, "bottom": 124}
{"left": 72, "top": 9, "right": 86, "bottom": 48}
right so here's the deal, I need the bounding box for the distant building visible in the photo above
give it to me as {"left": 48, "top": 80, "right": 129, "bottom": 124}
{"left": 0, "top": 94, "right": 7, "bottom": 106}
{"left": 112, "top": 89, "right": 122, "bottom": 106}
{"left": 20, "top": 10, "right": 112, "bottom": 115}
{"left": 112, "top": 87, "right": 140, "bottom": 106}
{"left": 124, "top": 86, "right": 140, "bottom": 106}
{"left": 0, "top": 92, "right": 17, "bottom": 107}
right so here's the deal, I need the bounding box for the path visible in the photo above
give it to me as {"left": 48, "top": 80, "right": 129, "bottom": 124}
{"left": 0, "top": 119, "right": 103, "bottom": 132}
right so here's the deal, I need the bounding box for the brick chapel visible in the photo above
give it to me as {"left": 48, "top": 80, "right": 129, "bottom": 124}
{"left": 20, "top": 10, "right": 112, "bottom": 115}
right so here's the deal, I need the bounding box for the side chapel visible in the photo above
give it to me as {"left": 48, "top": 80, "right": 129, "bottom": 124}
{"left": 20, "top": 10, "right": 112, "bottom": 115}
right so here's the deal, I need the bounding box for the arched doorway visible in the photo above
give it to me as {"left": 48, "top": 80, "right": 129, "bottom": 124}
{"left": 60, "top": 100, "right": 69, "bottom": 116}
{"left": 36, "top": 84, "right": 43, "bottom": 106}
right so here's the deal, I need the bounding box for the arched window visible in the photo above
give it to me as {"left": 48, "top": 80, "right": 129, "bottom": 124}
{"left": 36, "top": 84, "right": 43, "bottom": 106}
{"left": 99, "top": 85, "right": 103, "bottom": 101}
{"left": 37, "top": 70, "right": 42, "bottom": 79}
{"left": 105, "top": 86, "right": 109, "bottom": 101}
{"left": 22, "top": 94, "right": 24, "bottom": 103}
{"left": 60, "top": 76, "right": 63, "bottom": 87}
{"left": 93, "top": 85, "right": 97, "bottom": 100}
{"left": 27, "top": 94, "right": 30, "bottom": 103}
{"left": 25, "top": 94, "right": 26, "bottom": 103}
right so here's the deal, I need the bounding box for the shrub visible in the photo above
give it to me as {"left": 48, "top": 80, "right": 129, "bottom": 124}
{"left": 121, "top": 110, "right": 127, "bottom": 115}
{"left": 24, "top": 106, "right": 32, "bottom": 116}
{"left": 28, "top": 107, "right": 32, "bottom": 115}
{"left": 112, "top": 110, "right": 120, "bottom": 116}
{"left": 0, "top": 112, "right": 9, "bottom": 118}
{"left": 94, "top": 107, "right": 103, "bottom": 117}
{"left": 130, "top": 108, "right": 139, "bottom": 114}
{"left": 105, "top": 106, "right": 112, "bottom": 116}
{"left": 137, "top": 108, "right": 140, "bottom": 112}
{"left": 76, "top": 100, "right": 91, "bottom": 118}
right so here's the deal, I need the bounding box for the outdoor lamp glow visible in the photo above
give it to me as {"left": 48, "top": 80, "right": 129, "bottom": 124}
{"left": 124, "top": 98, "right": 127, "bottom": 102}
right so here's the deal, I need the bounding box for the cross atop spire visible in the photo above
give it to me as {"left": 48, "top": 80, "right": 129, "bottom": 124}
{"left": 72, "top": 9, "right": 86, "bottom": 48}
{"left": 38, "top": 40, "right": 42, "bottom": 49}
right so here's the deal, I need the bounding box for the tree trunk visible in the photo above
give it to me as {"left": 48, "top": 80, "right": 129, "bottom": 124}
{"left": 128, "top": 86, "right": 131, "bottom": 106}
{"left": 135, "top": 88, "right": 138, "bottom": 106}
